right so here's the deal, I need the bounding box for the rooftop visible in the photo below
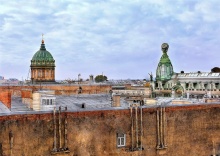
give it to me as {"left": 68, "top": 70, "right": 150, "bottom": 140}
{"left": 0, "top": 94, "right": 220, "bottom": 116}
{"left": 176, "top": 72, "right": 220, "bottom": 78}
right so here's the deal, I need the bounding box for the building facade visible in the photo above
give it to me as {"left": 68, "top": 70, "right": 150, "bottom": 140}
{"left": 0, "top": 104, "right": 220, "bottom": 156}
{"left": 152, "top": 43, "right": 220, "bottom": 98}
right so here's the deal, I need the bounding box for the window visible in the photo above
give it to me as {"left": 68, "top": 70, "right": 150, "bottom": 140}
{"left": 42, "top": 99, "right": 46, "bottom": 105}
{"left": 211, "top": 73, "right": 219, "bottom": 76}
{"left": 117, "top": 133, "right": 126, "bottom": 147}
{"left": 41, "top": 98, "right": 55, "bottom": 105}
{"left": 201, "top": 73, "right": 209, "bottom": 77}
{"left": 157, "top": 67, "right": 161, "bottom": 77}
{"left": 38, "top": 70, "right": 42, "bottom": 78}
{"left": 161, "top": 65, "right": 166, "bottom": 77}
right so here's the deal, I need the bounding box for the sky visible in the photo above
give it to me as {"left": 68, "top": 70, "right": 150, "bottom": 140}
{"left": 0, "top": 0, "right": 220, "bottom": 80}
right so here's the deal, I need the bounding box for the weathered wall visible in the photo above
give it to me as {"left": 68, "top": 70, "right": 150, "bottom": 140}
{"left": 21, "top": 89, "right": 32, "bottom": 99}
{"left": 0, "top": 104, "right": 220, "bottom": 156}
{"left": 0, "top": 85, "right": 112, "bottom": 97}
{"left": 0, "top": 91, "right": 11, "bottom": 109}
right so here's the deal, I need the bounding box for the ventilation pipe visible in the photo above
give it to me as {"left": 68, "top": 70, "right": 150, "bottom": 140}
{"left": 9, "top": 130, "right": 13, "bottom": 156}
{"left": 140, "top": 105, "right": 143, "bottom": 150}
{"left": 59, "top": 106, "right": 62, "bottom": 149}
{"left": 135, "top": 105, "right": 138, "bottom": 149}
{"left": 64, "top": 106, "right": 68, "bottom": 150}
{"left": 157, "top": 106, "right": 167, "bottom": 150}
{"left": 163, "top": 107, "right": 167, "bottom": 147}
{"left": 52, "top": 107, "right": 57, "bottom": 152}
{"left": 160, "top": 106, "right": 164, "bottom": 148}
{"left": 130, "top": 106, "right": 134, "bottom": 151}
{"left": 156, "top": 109, "right": 160, "bottom": 149}
{"left": 212, "top": 141, "right": 216, "bottom": 156}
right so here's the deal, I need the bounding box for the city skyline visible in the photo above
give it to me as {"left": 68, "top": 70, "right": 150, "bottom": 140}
{"left": 0, "top": 0, "right": 220, "bottom": 80}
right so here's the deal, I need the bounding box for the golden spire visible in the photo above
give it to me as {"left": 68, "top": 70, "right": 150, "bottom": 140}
{"left": 42, "top": 33, "right": 44, "bottom": 44}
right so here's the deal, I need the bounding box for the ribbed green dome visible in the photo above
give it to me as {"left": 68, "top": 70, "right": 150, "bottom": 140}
{"left": 31, "top": 40, "right": 55, "bottom": 67}
{"left": 156, "top": 43, "right": 174, "bottom": 81}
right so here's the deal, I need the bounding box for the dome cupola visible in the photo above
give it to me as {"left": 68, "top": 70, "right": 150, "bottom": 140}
{"left": 31, "top": 39, "right": 55, "bottom": 67}
{"left": 30, "top": 38, "right": 56, "bottom": 83}
{"left": 156, "top": 43, "right": 174, "bottom": 81}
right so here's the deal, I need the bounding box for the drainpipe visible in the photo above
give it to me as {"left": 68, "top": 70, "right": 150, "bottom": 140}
{"left": 213, "top": 141, "right": 216, "bottom": 156}
{"left": 130, "top": 106, "right": 133, "bottom": 151}
{"left": 160, "top": 106, "right": 164, "bottom": 148}
{"left": 53, "top": 107, "right": 57, "bottom": 152}
{"left": 140, "top": 105, "right": 143, "bottom": 150}
{"left": 156, "top": 109, "right": 160, "bottom": 149}
{"left": 64, "top": 106, "right": 68, "bottom": 150}
{"left": 163, "top": 107, "right": 167, "bottom": 147}
{"left": 59, "top": 106, "right": 62, "bottom": 149}
{"left": 135, "top": 105, "right": 138, "bottom": 149}
{"left": 9, "top": 130, "right": 13, "bottom": 156}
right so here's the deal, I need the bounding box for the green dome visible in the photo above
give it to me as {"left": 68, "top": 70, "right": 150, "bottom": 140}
{"left": 156, "top": 43, "right": 174, "bottom": 81}
{"left": 31, "top": 40, "right": 55, "bottom": 67}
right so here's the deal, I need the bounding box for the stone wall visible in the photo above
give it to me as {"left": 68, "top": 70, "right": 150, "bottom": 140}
{"left": 0, "top": 104, "right": 220, "bottom": 156}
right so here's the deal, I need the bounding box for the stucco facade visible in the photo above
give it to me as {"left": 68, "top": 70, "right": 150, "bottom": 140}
{"left": 0, "top": 104, "right": 220, "bottom": 156}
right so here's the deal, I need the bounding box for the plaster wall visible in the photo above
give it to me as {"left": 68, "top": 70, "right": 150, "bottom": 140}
{"left": 0, "top": 104, "right": 219, "bottom": 156}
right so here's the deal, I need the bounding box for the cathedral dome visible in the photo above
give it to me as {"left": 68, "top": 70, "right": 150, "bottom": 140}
{"left": 156, "top": 43, "right": 174, "bottom": 81}
{"left": 31, "top": 40, "right": 55, "bottom": 67}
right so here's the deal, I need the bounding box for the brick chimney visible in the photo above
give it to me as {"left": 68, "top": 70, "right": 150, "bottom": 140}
{"left": 112, "top": 94, "right": 121, "bottom": 107}
{"left": 0, "top": 91, "right": 11, "bottom": 109}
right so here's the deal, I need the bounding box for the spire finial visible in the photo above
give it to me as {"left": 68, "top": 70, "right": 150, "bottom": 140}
{"left": 42, "top": 33, "right": 44, "bottom": 44}
{"left": 161, "top": 43, "right": 169, "bottom": 54}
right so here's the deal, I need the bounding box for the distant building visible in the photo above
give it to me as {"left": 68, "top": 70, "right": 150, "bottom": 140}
{"left": 30, "top": 39, "right": 55, "bottom": 83}
{"left": 0, "top": 78, "right": 20, "bottom": 85}
{"left": 151, "top": 43, "right": 220, "bottom": 98}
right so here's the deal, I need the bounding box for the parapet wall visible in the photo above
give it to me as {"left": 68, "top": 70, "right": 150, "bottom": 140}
{"left": 0, "top": 104, "right": 220, "bottom": 156}
{"left": 0, "top": 84, "right": 112, "bottom": 97}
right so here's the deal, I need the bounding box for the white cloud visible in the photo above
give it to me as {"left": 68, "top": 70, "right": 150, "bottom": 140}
{"left": 0, "top": 0, "right": 220, "bottom": 79}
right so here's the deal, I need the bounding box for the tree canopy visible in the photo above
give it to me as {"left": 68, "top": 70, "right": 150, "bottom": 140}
{"left": 95, "top": 75, "right": 107, "bottom": 83}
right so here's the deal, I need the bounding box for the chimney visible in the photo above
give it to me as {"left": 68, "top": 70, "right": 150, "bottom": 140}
{"left": 112, "top": 94, "right": 121, "bottom": 107}
{"left": 89, "top": 75, "right": 94, "bottom": 82}
{"left": 0, "top": 91, "right": 11, "bottom": 110}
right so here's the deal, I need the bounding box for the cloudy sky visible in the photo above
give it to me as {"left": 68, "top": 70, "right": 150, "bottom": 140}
{"left": 0, "top": 0, "right": 220, "bottom": 80}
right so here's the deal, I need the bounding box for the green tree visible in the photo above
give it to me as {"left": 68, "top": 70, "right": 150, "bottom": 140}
{"left": 95, "top": 75, "right": 108, "bottom": 83}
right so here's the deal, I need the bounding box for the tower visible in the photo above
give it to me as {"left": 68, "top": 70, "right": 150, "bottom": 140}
{"left": 156, "top": 43, "right": 174, "bottom": 82}
{"left": 30, "top": 38, "right": 55, "bottom": 83}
